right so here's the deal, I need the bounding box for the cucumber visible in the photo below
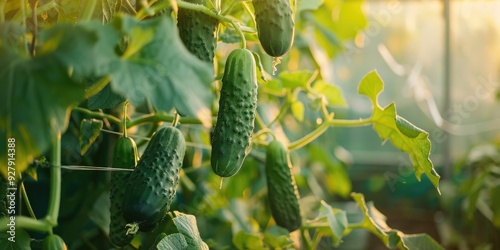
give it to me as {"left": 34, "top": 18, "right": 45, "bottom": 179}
{"left": 109, "top": 136, "right": 138, "bottom": 247}
{"left": 42, "top": 234, "right": 67, "bottom": 250}
{"left": 211, "top": 48, "right": 258, "bottom": 177}
{"left": 177, "top": 0, "right": 219, "bottom": 64}
{"left": 265, "top": 140, "right": 301, "bottom": 232}
{"left": 253, "top": 0, "right": 295, "bottom": 57}
{"left": 122, "top": 127, "right": 186, "bottom": 233}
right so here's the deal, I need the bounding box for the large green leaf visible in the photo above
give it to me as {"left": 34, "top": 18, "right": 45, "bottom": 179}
{"left": 233, "top": 231, "right": 266, "bottom": 250}
{"left": 87, "top": 83, "right": 125, "bottom": 110}
{"left": 79, "top": 119, "right": 103, "bottom": 155}
{"left": 351, "top": 193, "right": 400, "bottom": 248}
{"left": 262, "top": 226, "right": 294, "bottom": 249}
{"left": 305, "top": 1, "right": 367, "bottom": 58}
{"left": 111, "top": 15, "right": 213, "bottom": 126}
{"left": 312, "top": 80, "right": 347, "bottom": 107}
{"left": 357, "top": 71, "right": 440, "bottom": 194}
{"left": 320, "top": 201, "right": 348, "bottom": 246}
{"left": 0, "top": 20, "right": 123, "bottom": 176}
{"left": 0, "top": 229, "right": 31, "bottom": 250}
{"left": 173, "top": 212, "right": 209, "bottom": 250}
{"left": 156, "top": 233, "right": 188, "bottom": 250}
{"left": 37, "top": 22, "right": 120, "bottom": 77}
{"left": 400, "top": 234, "right": 444, "bottom": 250}
{"left": 0, "top": 52, "right": 85, "bottom": 177}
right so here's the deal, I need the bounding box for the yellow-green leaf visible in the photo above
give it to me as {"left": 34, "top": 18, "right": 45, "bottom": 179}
{"left": 357, "top": 71, "right": 440, "bottom": 194}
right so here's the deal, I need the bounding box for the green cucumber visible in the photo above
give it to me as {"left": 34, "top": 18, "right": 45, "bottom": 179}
{"left": 177, "top": 0, "right": 219, "bottom": 64}
{"left": 211, "top": 48, "right": 258, "bottom": 177}
{"left": 265, "top": 140, "right": 301, "bottom": 232}
{"left": 253, "top": 0, "right": 295, "bottom": 57}
{"left": 122, "top": 127, "right": 186, "bottom": 233}
{"left": 109, "top": 136, "right": 138, "bottom": 247}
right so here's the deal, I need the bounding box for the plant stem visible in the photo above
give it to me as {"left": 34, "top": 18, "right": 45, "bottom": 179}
{"left": 176, "top": 0, "right": 246, "bottom": 48}
{"left": 45, "top": 132, "right": 61, "bottom": 226}
{"left": 0, "top": 216, "right": 52, "bottom": 232}
{"left": 288, "top": 121, "right": 329, "bottom": 151}
{"left": 267, "top": 101, "right": 290, "bottom": 128}
{"left": 123, "top": 0, "right": 137, "bottom": 14}
{"left": 84, "top": 75, "right": 111, "bottom": 99}
{"left": 80, "top": 0, "right": 97, "bottom": 21}
{"left": 20, "top": 182, "right": 36, "bottom": 219}
{"left": 240, "top": 1, "right": 256, "bottom": 28}
{"left": 328, "top": 118, "right": 372, "bottom": 127}
{"left": 127, "top": 113, "right": 217, "bottom": 128}
{"left": 122, "top": 101, "right": 129, "bottom": 137}
{"left": 72, "top": 107, "right": 122, "bottom": 125}
{"left": 288, "top": 117, "right": 373, "bottom": 151}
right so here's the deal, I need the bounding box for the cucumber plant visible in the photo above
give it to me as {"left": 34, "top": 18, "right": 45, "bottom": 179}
{"left": 0, "top": 0, "right": 445, "bottom": 250}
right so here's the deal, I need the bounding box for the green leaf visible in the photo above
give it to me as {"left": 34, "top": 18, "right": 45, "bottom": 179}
{"left": 490, "top": 184, "right": 500, "bottom": 227}
{"left": 291, "top": 101, "right": 305, "bottom": 122}
{"left": 401, "top": 234, "right": 444, "bottom": 250}
{"left": 297, "top": 0, "right": 324, "bottom": 13}
{"left": 37, "top": 21, "right": 120, "bottom": 77}
{"left": 87, "top": 83, "right": 126, "bottom": 110}
{"left": 306, "top": 1, "right": 367, "bottom": 58}
{"left": 262, "top": 226, "right": 294, "bottom": 248}
{"left": 0, "top": 50, "right": 85, "bottom": 177}
{"left": 156, "top": 233, "right": 188, "bottom": 250}
{"left": 279, "top": 71, "right": 315, "bottom": 89}
{"left": 232, "top": 231, "right": 266, "bottom": 250}
{"left": 312, "top": 80, "right": 347, "bottom": 107}
{"left": 351, "top": 193, "right": 401, "bottom": 248}
{"left": 111, "top": 15, "right": 213, "bottom": 126}
{"left": 395, "top": 116, "right": 425, "bottom": 138}
{"left": 173, "top": 212, "right": 209, "bottom": 250}
{"left": 0, "top": 229, "right": 31, "bottom": 250}
{"left": 320, "top": 201, "right": 347, "bottom": 246}
{"left": 357, "top": 71, "right": 440, "bottom": 194}
{"left": 79, "top": 119, "right": 103, "bottom": 155}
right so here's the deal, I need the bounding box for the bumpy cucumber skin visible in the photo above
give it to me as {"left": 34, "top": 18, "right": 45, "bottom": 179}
{"left": 211, "top": 49, "right": 258, "bottom": 177}
{"left": 177, "top": 0, "right": 219, "bottom": 64}
{"left": 253, "top": 0, "right": 295, "bottom": 57}
{"left": 42, "top": 234, "right": 67, "bottom": 250}
{"left": 122, "top": 127, "right": 186, "bottom": 232}
{"left": 265, "top": 140, "right": 301, "bottom": 232}
{"left": 109, "top": 137, "right": 138, "bottom": 247}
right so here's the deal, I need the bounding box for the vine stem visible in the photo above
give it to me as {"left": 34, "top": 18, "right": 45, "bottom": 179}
{"left": 288, "top": 117, "right": 372, "bottom": 151}
{"left": 80, "top": 0, "right": 97, "bottom": 21}
{"left": 20, "top": 183, "right": 36, "bottom": 219}
{"left": 288, "top": 120, "right": 329, "bottom": 151}
{"left": 267, "top": 101, "right": 290, "bottom": 128}
{"left": 0, "top": 216, "right": 52, "bottom": 233}
{"left": 45, "top": 132, "right": 61, "bottom": 226}
{"left": 72, "top": 107, "right": 121, "bottom": 125}
{"left": 176, "top": 0, "right": 246, "bottom": 48}
{"left": 127, "top": 113, "right": 217, "bottom": 128}
{"left": 123, "top": 101, "right": 129, "bottom": 137}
